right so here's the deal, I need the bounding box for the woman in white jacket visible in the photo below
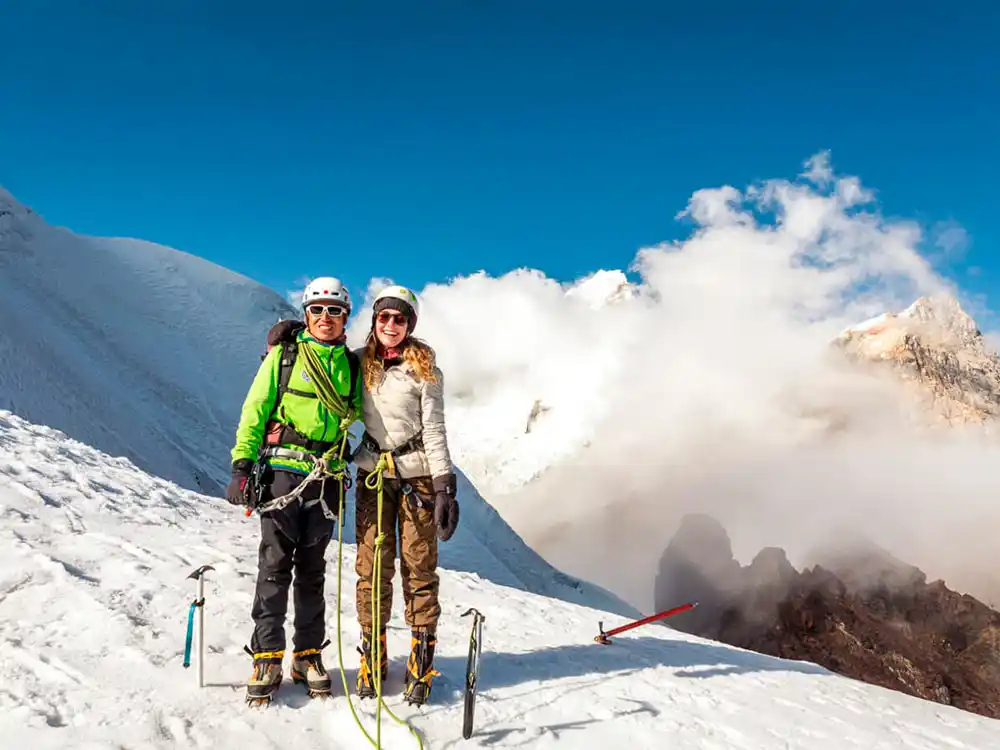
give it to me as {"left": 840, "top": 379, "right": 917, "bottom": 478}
{"left": 351, "top": 284, "right": 459, "bottom": 706}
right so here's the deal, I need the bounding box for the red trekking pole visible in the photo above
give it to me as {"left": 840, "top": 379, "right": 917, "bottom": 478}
{"left": 594, "top": 601, "right": 697, "bottom": 645}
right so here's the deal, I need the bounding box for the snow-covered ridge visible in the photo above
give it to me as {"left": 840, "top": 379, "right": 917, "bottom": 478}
{"left": 2, "top": 407, "right": 997, "bottom": 749}
{"left": 837, "top": 294, "right": 985, "bottom": 349}
{"left": 0, "top": 185, "right": 299, "bottom": 494}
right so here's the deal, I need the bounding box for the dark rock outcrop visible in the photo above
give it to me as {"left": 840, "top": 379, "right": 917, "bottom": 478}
{"left": 655, "top": 514, "right": 1000, "bottom": 719}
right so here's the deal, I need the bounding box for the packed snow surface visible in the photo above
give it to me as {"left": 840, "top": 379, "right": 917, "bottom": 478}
{"left": 1, "top": 409, "right": 996, "bottom": 750}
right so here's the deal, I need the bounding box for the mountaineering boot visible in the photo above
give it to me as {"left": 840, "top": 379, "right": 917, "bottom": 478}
{"left": 245, "top": 648, "right": 284, "bottom": 707}
{"left": 403, "top": 628, "right": 440, "bottom": 706}
{"left": 291, "top": 640, "right": 332, "bottom": 698}
{"left": 356, "top": 628, "right": 388, "bottom": 699}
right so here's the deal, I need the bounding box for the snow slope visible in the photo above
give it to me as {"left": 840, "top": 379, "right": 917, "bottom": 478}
{"left": 2, "top": 409, "right": 997, "bottom": 749}
{"left": 0, "top": 185, "right": 298, "bottom": 495}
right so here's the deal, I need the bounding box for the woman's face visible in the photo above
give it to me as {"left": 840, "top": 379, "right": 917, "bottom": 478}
{"left": 375, "top": 309, "right": 409, "bottom": 349}
{"left": 305, "top": 302, "right": 347, "bottom": 342}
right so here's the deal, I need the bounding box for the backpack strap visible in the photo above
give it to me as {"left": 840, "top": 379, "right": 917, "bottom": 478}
{"left": 264, "top": 338, "right": 307, "bottom": 429}
{"left": 275, "top": 338, "right": 317, "bottom": 401}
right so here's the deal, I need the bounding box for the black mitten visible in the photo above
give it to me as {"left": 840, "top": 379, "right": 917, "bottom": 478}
{"left": 432, "top": 473, "right": 459, "bottom": 541}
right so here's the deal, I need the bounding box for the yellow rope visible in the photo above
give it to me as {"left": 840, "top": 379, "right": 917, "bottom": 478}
{"left": 332, "top": 451, "right": 424, "bottom": 750}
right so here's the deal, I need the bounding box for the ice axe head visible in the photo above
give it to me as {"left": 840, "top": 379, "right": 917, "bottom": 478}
{"left": 594, "top": 621, "right": 612, "bottom": 646}
{"left": 186, "top": 565, "right": 215, "bottom": 580}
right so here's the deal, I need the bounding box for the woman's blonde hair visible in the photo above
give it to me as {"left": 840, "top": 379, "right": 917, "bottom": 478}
{"left": 362, "top": 331, "right": 438, "bottom": 390}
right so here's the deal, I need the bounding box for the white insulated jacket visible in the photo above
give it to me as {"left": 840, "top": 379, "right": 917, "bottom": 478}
{"left": 352, "top": 350, "right": 453, "bottom": 481}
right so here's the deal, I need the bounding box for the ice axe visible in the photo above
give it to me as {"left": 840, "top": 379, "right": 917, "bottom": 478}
{"left": 183, "top": 565, "right": 215, "bottom": 687}
{"left": 461, "top": 608, "right": 486, "bottom": 740}
{"left": 595, "top": 601, "right": 697, "bottom": 645}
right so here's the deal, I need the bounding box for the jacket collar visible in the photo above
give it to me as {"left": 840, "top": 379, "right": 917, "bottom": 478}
{"left": 299, "top": 330, "right": 347, "bottom": 348}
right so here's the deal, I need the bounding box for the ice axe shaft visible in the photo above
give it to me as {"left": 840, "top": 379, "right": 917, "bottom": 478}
{"left": 183, "top": 565, "right": 215, "bottom": 687}
{"left": 595, "top": 601, "right": 697, "bottom": 645}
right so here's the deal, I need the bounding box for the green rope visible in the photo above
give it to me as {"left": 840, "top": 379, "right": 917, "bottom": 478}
{"left": 298, "top": 338, "right": 355, "bottom": 422}
{"left": 295, "top": 337, "right": 360, "bottom": 469}
{"left": 333, "top": 453, "right": 424, "bottom": 750}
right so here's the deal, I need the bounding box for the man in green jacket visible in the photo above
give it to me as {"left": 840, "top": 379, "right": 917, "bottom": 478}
{"left": 226, "top": 276, "right": 363, "bottom": 706}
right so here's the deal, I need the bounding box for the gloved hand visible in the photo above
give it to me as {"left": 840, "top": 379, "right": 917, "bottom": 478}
{"left": 226, "top": 459, "right": 255, "bottom": 506}
{"left": 432, "top": 473, "right": 459, "bottom": 541}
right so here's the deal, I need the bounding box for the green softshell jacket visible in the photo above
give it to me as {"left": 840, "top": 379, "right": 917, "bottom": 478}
{"left": 230, "top": 331, "right": 363, "bottom": 475}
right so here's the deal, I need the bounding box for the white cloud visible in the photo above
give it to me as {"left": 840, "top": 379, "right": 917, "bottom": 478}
{"left": 801, "top": 150, "right": 834, "bottom": 185}
{"left": 932, "top": 220, "right": 971, "bottom": 260}
{"left": 351, "top": 152, "right": 1000, "bottom": 611}
{"left": 285, "top": 276, "right": 310, "bottom": 308}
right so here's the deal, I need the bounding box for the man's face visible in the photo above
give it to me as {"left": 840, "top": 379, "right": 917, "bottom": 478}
{"left": 305, "top": 301, "right": 348, "bottom": 342}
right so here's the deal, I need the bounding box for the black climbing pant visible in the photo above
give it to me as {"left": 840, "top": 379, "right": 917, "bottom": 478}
{"left": 248, "top": 469, "right": 341, "bottom": 653}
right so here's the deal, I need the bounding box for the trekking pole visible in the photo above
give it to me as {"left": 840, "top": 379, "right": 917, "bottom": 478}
{"left": 594, "top": 601, "right": 697, "bottom": 645}
{"left": 183, "top": 565, "right": 215, "bottom": 686}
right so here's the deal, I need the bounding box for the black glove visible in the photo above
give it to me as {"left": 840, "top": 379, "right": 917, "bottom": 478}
{"left": 226, "top": 459, "right": 255, "bottom": 506}
{"left": 267, "top": 319, "right": 305, "bottom": 347}
{"left": 432, "top": 473, "right": 459, "bottom": 541}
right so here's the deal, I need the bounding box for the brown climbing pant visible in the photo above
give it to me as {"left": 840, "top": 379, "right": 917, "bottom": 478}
{"left": 355, "top": 471, "right": 440, "bottom": 631}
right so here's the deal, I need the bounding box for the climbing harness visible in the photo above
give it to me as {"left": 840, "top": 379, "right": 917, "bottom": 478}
{"left": 354, "top": 429, "right": 424, "bottom": 464}
{"left": 332, "top": 451, "right": 425, "bottom": 750}
{"left": 250, "top": 447, "right": 349, "bottom": 520}
{"left": 182, "top": 564, "right": 215, "bottom": 688}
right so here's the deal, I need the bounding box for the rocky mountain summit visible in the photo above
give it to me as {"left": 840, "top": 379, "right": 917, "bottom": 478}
{"left": 655, "top": 514, "right": 1000, "bottom": 719}
{"left": 834, "top": 295, "right": 1000, "bottom": 428}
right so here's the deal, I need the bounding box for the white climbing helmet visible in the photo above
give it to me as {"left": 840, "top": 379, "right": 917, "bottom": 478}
{"left": 301, "top": 276, "right": 351, "bottom": 314}
{"left": 373, "top": 285, "right": 420, "bottom": 330}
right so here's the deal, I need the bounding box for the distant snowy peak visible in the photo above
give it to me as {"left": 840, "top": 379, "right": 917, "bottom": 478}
{"left": 565, "top": 269, "right": 639, "bottom": 309}
{"left": 838, "top": 294, "right": 987, "bottom": 353}
{"left": 836, "top": 295, "right": 1000, "bottom": 427}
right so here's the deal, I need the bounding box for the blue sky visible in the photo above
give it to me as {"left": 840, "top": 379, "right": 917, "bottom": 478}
{"left": 1, "top": 1, "right": 996, "bottom": 315}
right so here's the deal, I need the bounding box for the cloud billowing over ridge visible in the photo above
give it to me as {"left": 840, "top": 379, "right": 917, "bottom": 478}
{"left": 346, "top": 152, "right": 1000, "bottom": 610}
